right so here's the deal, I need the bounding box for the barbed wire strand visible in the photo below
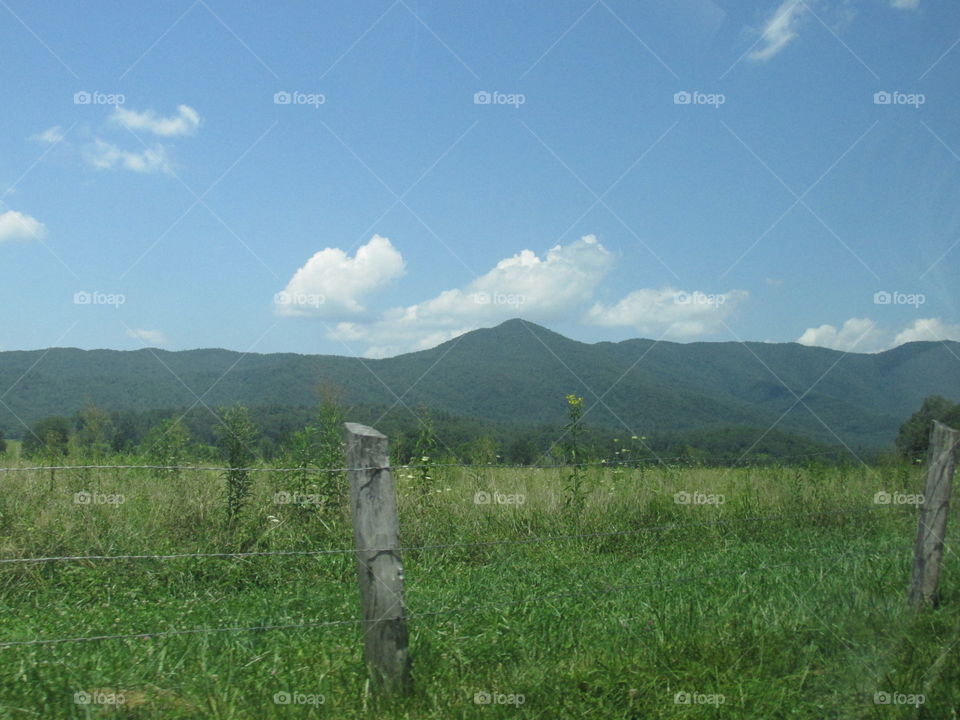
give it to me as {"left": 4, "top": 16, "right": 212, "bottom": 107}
{"left": 0, "top": 544, "right": 897, "bottom": 648}
{"left": 0, "top": 505, "right": 889, "bottom": 566}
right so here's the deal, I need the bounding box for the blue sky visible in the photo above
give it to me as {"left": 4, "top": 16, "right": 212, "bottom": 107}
{"left": 1, "top": 0, "right": 958, "bottom": 358}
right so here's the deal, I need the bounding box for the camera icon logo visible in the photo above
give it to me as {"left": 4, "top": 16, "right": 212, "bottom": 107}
{"left": 673, "top": 91, "right": 692, "bottom": 105}
{"left": 73, "top": 291, "right": 92, "bottom": 305}
{"left": 873, "top": 491, "right": 891, "bottom": 505}
{"left": 74, "top": 491, "right": 92, "bottom": 505}
{"left": 474, "top": 491, "right": 491, "bottom": 505}
{"left": 873, "top": 290, "right": 891, "bottom": 305}
{"left": 274, "top": 91, "right": 292, "bottom": 105}
{"left": 74, "top": 91, "right": 92, "bottom": 105}
{"left": 474, "top": 690, "right": 492, "bottom": 704}
{"left": 273, "top": 691, "right": 291, "bottom": 704}
{"left": 874, "top": 91, "right": 891, "bottom": 105}
{"left": 73, "top": 691, "right": 91, "bottom": 705}
{"left": 473, "top": 91, "right": 492, "bottom": 105}
{"left": 674, "top": 491, "right": 691, "bottom": 505}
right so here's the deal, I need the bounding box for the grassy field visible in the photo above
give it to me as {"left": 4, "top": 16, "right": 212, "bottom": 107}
{"left": 0, "top": 459, "right": 956, "bottom": 718}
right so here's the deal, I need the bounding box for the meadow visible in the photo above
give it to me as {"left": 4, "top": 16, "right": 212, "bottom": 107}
{"left": 0, "top": 456, "right": 956, "bottom": 719}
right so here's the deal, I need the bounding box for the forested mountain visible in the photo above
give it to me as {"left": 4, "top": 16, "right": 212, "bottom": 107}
{"left": 1, "top": 319, "right": 957, "bottom": 449}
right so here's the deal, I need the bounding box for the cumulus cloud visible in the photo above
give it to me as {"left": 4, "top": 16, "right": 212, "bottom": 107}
{"left": 275, "top": 235, "right": 406, "bottom": 318}
{"left": 326, "top": 235, "right": 614, "bottom": 357}
{"left": 796, "top": 317, "right": 886, "bottom": 352}
{"left": 586, "top": 288, "right": 748, "bottom": 340}
{"left": 0, "top": 210, "right": 47, "bottom": 243}
{"left": 112, "top": 105, "right": 200, "bottom": 137}
{"left": 797, "top": 317, "right": 960, "bottom": 352}
{"left": 279, "top": 234, "right": 754, "bottom": 357}
{"left": 893, "top": 318, "right": 960, "bottom": 345}
{"left": 126, "top": 328, "right": 168, "bottom": 346}
{"left": 83, "top": 139, "right": 171, "bottom": 174}
{"left": 890, "top": 0, "right": 919, "bottom": 8}
{"left": 749, "top": 0, "right": 806, "bottom": 62}
{"left": 30, "top": 126, "right": 66, "bottom": 144}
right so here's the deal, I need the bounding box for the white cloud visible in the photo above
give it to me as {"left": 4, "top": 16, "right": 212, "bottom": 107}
{"left": 126, "top": 328, "right": 168, "bottom": 346}
{"left": 749, "top": 0, "right": 806, "bottom": 62}
{"left": 84, "top": 139, "right": 171, "bottom": 174}
{"left": 586, "top": 287, "right": 748, "bottom": 340}
{"left": 890, "top": 0, "right": 919, "bottom": 8}
{"left": 0, "top": 210, "right": 47, "bottom": 243}
{"left": 324, "top": 235, "right": 613, "bottom": 357}
{"left": 796, "top": 317, "right": 886, "bottom": 352}
{"left": 796, "top": 317, "right": 960, "bottom": 352}
{"left": 275, "top": 235, "right": 406, "bottom": 318}
{"left": 30, "top": 126, "right": 66, "bottom": 144}
{"left": 112, "top": 105, "right": 200, "bottom": 137}
{"left": 893, "top": 318, "right": 960, "bottom": 345}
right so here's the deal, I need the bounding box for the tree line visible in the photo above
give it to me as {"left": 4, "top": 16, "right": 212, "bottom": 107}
{"left": 2, "top": 394, "right": 955, "bottom": 468}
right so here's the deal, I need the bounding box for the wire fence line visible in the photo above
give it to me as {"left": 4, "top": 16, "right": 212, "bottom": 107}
{"left": 0, "top": 544, "right": 895, "bottom": 649}
{"left": 0, "top": 505, "right": 891, "bottom": 566}
{"left": 0, "top": 449, "right": 869, "bottom": 475}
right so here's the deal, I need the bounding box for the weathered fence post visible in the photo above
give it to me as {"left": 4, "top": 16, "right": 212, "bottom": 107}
{"left": 344, "top": 423, "right": 412, "bottom": 695}
{"left": 908, "top": 420, "right": 959, "bottom": 610}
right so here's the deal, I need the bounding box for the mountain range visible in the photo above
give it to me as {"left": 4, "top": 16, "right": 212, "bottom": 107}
{"left": 1, "top": 319, "right": 957, "bottom": 449}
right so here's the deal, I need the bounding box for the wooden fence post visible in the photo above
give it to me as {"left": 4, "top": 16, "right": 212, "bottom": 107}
{"left": 908, "top": 420, "right": 959, "bottom": 610}
{"left": 344, "top": 423, "right": 412, "bottom": 695}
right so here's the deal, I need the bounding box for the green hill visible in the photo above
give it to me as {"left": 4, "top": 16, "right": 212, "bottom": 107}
{"left": 1, "top": 319, "right": 957, "bottom": 449}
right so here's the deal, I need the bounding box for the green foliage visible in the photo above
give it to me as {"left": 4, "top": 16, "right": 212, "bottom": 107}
{"left": 73, "top": 403, "right": 114, "bottom": 458}
{"left": 3, "top": 320, "right": 959, "bottom": 452}
{"left": 142, "top": 417, "right": 192, "bottom": 477}
{"left": 22, "top": 416, "right": 71, "bottom": 459}
{"left": 412, "top": 406, "right": 440, "bottom": 496}
{"left": 896, "top": 395, "right": 960, "bottom": 461}
{"left": 0, "top": 428, "right": 5, "bottom": 455}
{"left": 217, "top": 405, "right": 259, "bottom": 522}
{"left": 281, "top": 398, "right": 346, "bottom": 512}
{"left": 563, "top": 394, "right": 589, "bottom": 512}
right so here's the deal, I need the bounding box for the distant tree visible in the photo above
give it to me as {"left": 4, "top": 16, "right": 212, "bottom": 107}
{"left": 896, "top": 396, "right": 960, "bottom": 461}
{"left": 74, "top": 403, "right": 114, "bottom": 458}
{"left": 0, "top": 428, "right": 6, "bottom": 455}
{"left": 22, "top": 416, "right": 71, "bottom": 459}
{"left": 506, "top": 435, "right": 536, "bottom": 465}
{"left": 142, "top": 417, "right": 192, "bottom": 476}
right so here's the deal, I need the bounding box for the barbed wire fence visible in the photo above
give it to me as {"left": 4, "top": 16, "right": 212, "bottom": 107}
{"left": 0, "top": 422, "right": 953, "bottom": 696}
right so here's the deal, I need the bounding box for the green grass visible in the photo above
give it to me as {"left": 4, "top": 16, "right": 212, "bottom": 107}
{"left": 0, "top": 461, "right": 956, "bottom": 718}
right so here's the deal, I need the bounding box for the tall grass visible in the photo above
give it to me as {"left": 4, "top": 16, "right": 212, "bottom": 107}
{"left": 0, "top": 459, "right": 955, "bottom": 718}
